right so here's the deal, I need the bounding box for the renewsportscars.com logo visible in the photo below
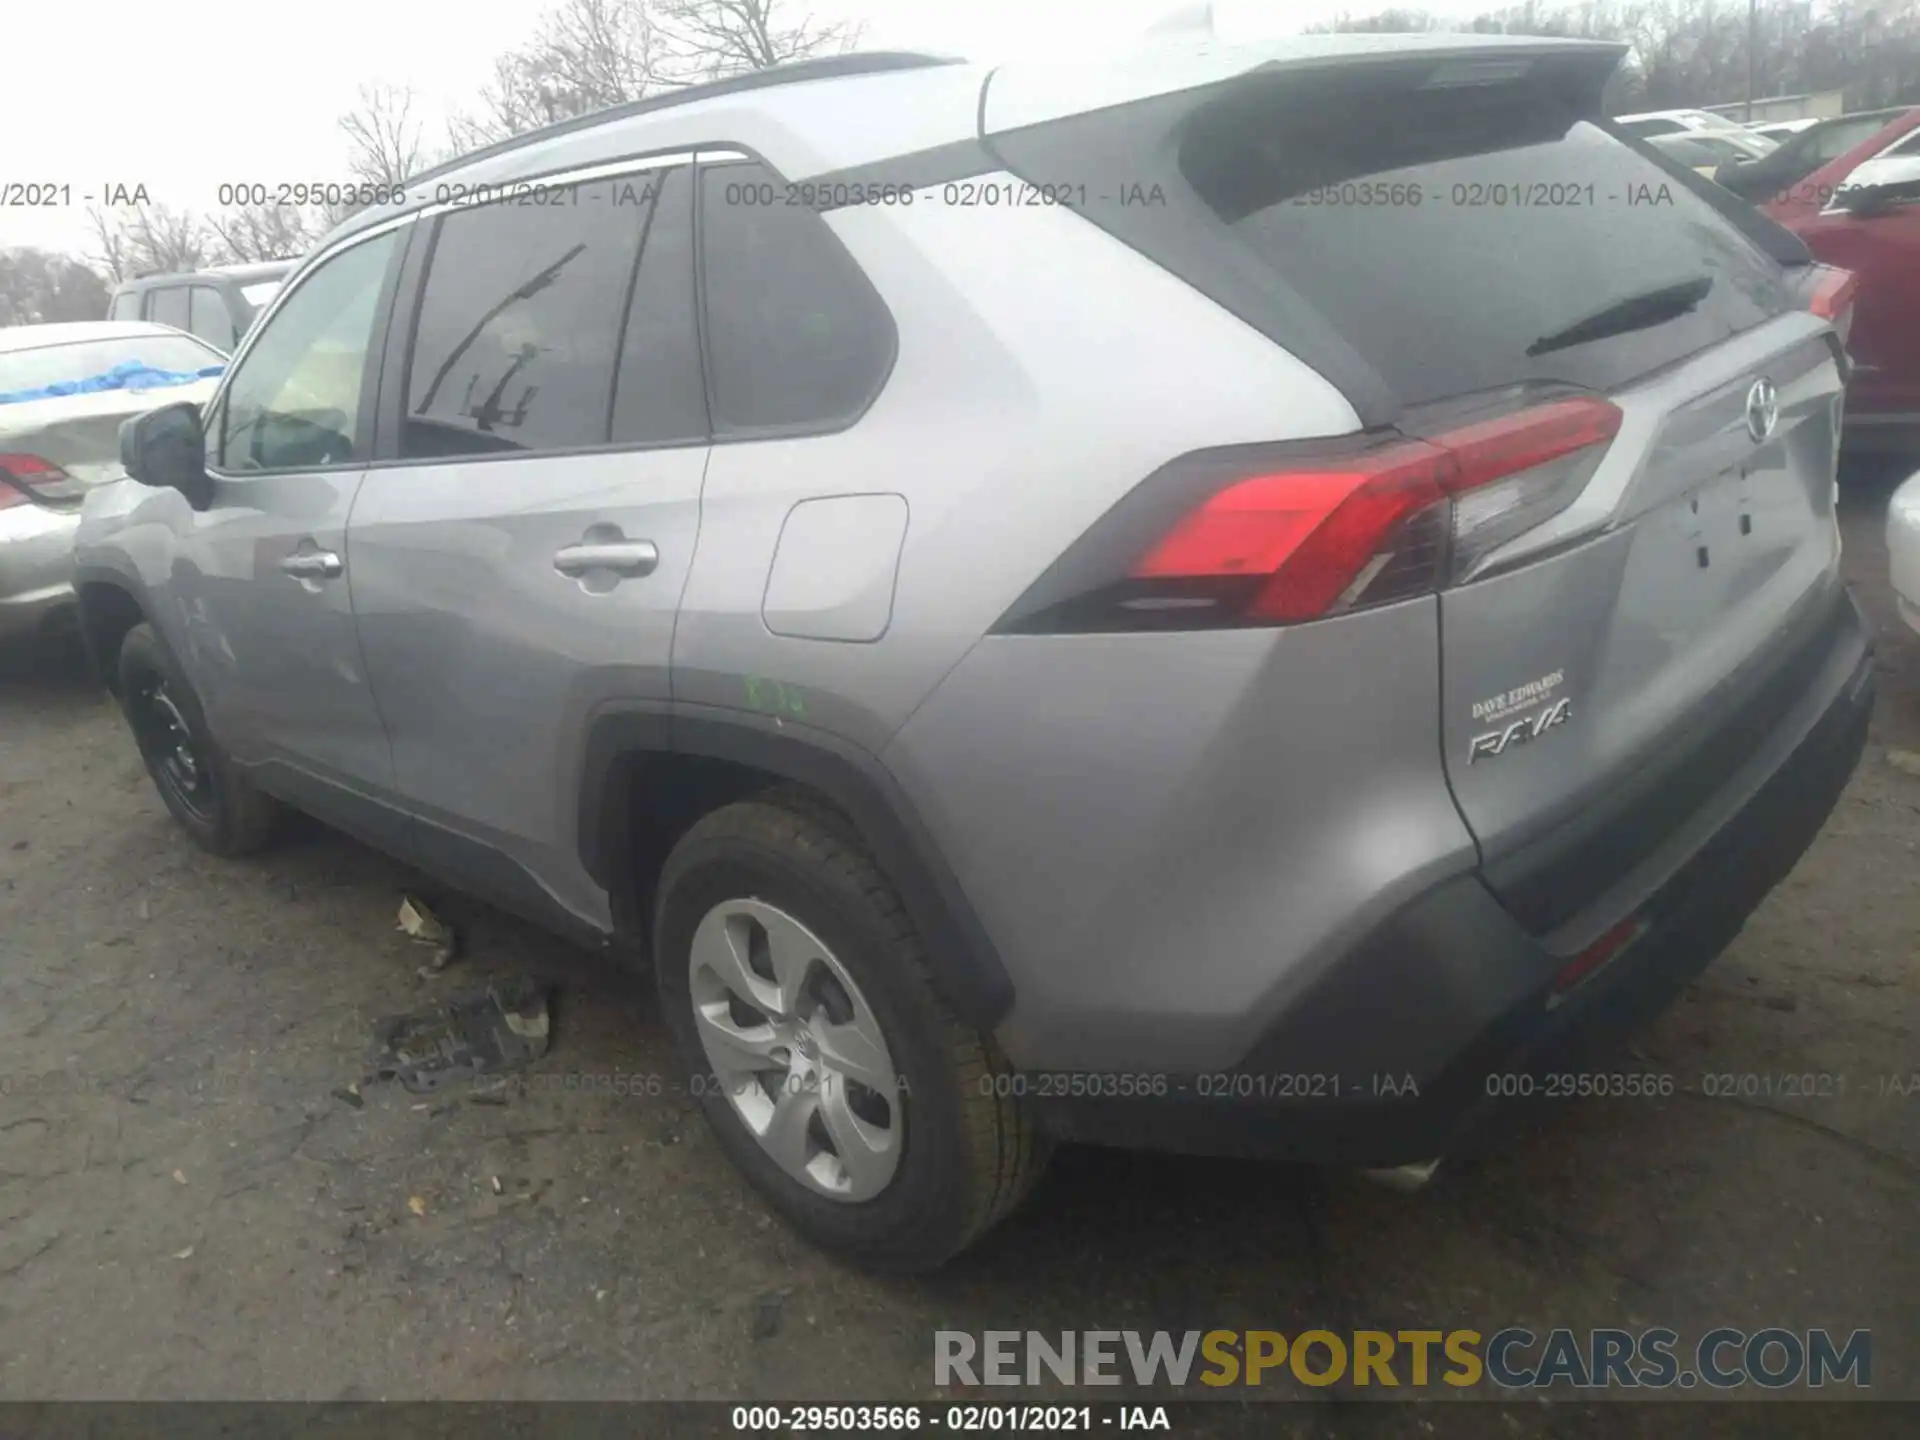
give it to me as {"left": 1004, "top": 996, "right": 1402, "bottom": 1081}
{"left": 934, "top": 1328, "right": 1872, "bottom": 1392}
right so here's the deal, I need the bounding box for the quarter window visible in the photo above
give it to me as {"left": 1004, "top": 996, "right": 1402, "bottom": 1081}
{"left": 219, "top": 231, "right": 396, "bottom": 472}
{"left": 697, "top": 160, "right": 894, "bottom": 435}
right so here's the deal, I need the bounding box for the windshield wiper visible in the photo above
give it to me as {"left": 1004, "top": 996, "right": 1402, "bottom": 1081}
{"left": 1526, "top": 275, "right": 1714, "bottom": 358}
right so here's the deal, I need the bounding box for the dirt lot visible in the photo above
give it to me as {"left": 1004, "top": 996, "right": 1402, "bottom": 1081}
{"left": 1, "top": 465, "right": 1916, "bottom": 1431}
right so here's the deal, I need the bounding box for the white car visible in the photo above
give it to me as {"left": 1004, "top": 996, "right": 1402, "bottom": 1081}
{"left": 0, "top": 322, "right": 224, "bottom": 646}
{"left": 1749, "top": 118, "right": 1823, "bottom": 143}
{"left": 1646, "top": 128, "right": 1778, "bottom": 178}
{"left": 1616, "top": 107, "right": 1771, "bottom": 140}
{"left": 1890, "top": 474, "right": 1920, "bottom": 635}
{"left": 1827, "top": 138, "right": 1920, "bottom": 204}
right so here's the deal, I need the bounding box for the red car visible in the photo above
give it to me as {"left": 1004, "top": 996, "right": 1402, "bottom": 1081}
{"left": 1749, "top": 108, "right": 1920, "bottom": 451}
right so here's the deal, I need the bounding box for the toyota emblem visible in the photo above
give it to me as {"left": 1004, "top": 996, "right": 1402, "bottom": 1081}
{"left": 1745, "top": 377, "right": 1779, "bottom": 445}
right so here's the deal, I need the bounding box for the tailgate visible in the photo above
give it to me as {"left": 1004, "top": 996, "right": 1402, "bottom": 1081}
{"left": 1442, "top": 320, "right": 1847, "bottom": 939}
{"left": 984, "top": 43, "right": 1849, "bottom": 940}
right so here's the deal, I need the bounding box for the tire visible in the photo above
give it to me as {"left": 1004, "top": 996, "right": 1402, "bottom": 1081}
{"left": 117, "top": 622, "right": 279, "bottom": 857}
{"left": 654, "top": 790, "right": 1048, "bottom": 1271}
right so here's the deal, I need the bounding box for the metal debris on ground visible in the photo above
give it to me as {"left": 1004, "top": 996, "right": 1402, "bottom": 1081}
{"left": 397, "top": 893, "right": 459, "bottom": 976}
{"left": 364, "top": 975, "right": 553, "bottom": 1095}
{"left": 752, "top": 1288, "right": 792, "bottom": 1340}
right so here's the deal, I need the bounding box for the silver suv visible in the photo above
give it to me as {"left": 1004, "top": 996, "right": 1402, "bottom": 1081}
{"left": 76, "top": 38, "right": 1874, "bottom": 1270}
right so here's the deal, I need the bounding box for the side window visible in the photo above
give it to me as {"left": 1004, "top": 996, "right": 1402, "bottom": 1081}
{"left": 148, "top": 285, "right": 190, "bottom": 331}
{"left": 108, "top": 291, "right": 143, "bottom": 322}
{"left": 220, "top": 231, "right": 396, "bottom": 473}
{"left": 697, "top": 160, "right": 895, "bottom": 436}
{"left": 1818, "top": 119, "right": 1881, "bottom": 162}
{"left": 1884, "top": 131, "right": 1920, "bottom": 159}
{"left": 188, "top": 286, "right": 237, "bottom": 349}
{"left": 401, "top": 175, "right": 652, "bottom": 458}
{"left": 610, "top": 166, "right": 707, "bottom": 447}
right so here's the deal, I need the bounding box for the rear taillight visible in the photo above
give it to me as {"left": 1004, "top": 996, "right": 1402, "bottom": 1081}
{"left": 0, "top": 453, "right": 79, "bottom": 510}
{"left": 1804, "top": 264, "right": 1857, "bottom": 344}
{"left": 998, "top": 397, "right": 1622, "bottom": 633}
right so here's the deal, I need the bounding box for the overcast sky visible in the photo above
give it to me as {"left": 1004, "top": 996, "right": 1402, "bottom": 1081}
{"left": 2, "top": 0, "right": 1493, "bottom": 261}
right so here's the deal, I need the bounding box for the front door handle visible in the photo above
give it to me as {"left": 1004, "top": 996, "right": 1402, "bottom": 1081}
{"left": 553, "top": 539, "right": 659, "bottom": 578}
{"left": 279, "top": 550, "right": 343, "bottom": 579}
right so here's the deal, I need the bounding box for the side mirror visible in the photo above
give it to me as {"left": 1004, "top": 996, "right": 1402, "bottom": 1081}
{"left": 120, "top": 401, "right": 213, "bottom": 510}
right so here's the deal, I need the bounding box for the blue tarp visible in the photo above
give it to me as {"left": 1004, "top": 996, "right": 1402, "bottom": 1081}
{"left": 0, "top": 360, "right": 224, "bottom": 407}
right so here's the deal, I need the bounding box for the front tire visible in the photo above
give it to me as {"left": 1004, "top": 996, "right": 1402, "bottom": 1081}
{"left": 117, "top": 622, "right": 279, "bottom": 857}
{"left": 654, "top": 792, "right": 1047, "bottom": 1271}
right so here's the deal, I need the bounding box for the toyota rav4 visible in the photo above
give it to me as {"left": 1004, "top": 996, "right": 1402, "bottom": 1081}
{"left": 75, "top": 37, "right": 1874, "bottom": 1271}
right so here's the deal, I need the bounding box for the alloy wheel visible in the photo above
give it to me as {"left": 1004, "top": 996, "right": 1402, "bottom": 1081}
{"left": 687, "top": 897, "right": 903, "bottom": 1201}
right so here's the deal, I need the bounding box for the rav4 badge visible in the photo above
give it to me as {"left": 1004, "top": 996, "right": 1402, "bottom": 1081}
{"left": 1467, "top": 697, "right": 1573, "bottom": 764}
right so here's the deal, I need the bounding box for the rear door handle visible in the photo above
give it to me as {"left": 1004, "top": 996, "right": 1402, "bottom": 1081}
{"left": 553, "top": 540, "right": 659, "bottom": 578}
{"left": 279, "top": 550, "right": 343, "bottom": 579}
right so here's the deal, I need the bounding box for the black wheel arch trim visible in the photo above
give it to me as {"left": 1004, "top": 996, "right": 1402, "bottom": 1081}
{"left": 578, "top": 702, "right": 1016, "bottom": 1032}
{"left": 71, "top": 561, "right": 158, "bottom": 691}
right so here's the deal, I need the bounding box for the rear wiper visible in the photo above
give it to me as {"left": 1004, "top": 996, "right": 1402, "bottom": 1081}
{"left": 1526, "top": 275, "right": 1714, "bottom": 358}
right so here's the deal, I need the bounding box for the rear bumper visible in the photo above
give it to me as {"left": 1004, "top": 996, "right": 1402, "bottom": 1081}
{"left": 0, "top": 504, "right": 81, "bottom": 643}
{"left": 1024, "top": 590, "right": 1874, "bottom": 1166}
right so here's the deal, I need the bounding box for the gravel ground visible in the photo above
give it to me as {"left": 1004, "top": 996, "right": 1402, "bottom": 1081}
{"left": 0, "top": 465, "right": 1915, "bottom": 1433}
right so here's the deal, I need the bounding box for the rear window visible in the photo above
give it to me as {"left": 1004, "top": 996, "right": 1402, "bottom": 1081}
{"left": 0, "top": 334, "right": 223, "bottom": 395}
{"left": 1171, "top": 78, "right": 1792, "bottom": 408}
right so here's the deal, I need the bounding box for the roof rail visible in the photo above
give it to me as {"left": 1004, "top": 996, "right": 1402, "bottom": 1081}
{"left": 403, "top": 51, "right": 966, "bottom": 194}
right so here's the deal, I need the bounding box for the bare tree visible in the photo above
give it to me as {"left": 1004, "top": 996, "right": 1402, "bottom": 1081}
{"left": 91, "top": 204, "right": 211, "bottom": 278}
{"left": 206, "top": 202, "right": 317, "bottom": 265}
{"left": 341, "top": 82, "right": 436, "bottom": 186}
{"left": 448, "top": 0, "right": 859, "bottom": 146}
{"left": 452, "top": 0, "right": 675, "bottom": 145}
{"left": 83, "top": 204, "right": 132, "bottom": 284}
{"left": 1317, "top": 0, "right": 1920, "bottom": 111}
{"left": 0, "top": 248, "right": 112, "bottom": 325}
{"left": 655, "top": 0, "right": 863, "bottom": 78}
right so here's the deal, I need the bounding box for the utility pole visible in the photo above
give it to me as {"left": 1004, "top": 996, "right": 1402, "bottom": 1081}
{"left": 1746, "top": 0, "right": 1758, "bottom": 122}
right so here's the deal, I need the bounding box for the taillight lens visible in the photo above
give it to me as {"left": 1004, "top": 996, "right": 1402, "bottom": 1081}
{"left": 0, "top": 453, "right": 79, "bottom": 510}
{"left": 1802, "top": 263, "right": 1857, "bottom": 347}
{"left": 998, "top": 397, "right": 1622, "bottom": 634}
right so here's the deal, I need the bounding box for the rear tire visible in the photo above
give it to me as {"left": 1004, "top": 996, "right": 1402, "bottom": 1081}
{"left": 117, "top": 622, "right": 279, "bottom": 857}
{"left": 654, "top": 791, "right": 1047, "bottom": 1271}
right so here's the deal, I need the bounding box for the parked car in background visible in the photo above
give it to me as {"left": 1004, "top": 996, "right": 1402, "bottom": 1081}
{"left": 77, "top": 36, "right": 1872, "bottom": 1271}
{"left": 1748, "top": 118, "right": 1822, "bottom": 143}
{"left": 1831, "top": 138, "right": 1920, "bottom": 199}
{"left": 1647, "top": 128, "right": 1777, "bottom": 177}
{"left": 1716, "top": 107, "right": 1917, "bottom": 212}
{"left": 1787, "top": 177, "right": 1920, "bottom": 453}
{"left": 1615, "top": 107, "right": 1766, "bottom": 138}
{"left": 0, "top": 322, "right": 225, "bottom": 647}
{"left": 1889, "top": 472, "right": 1920, "bottom": 634}
{"left": 107, "top": 261, "right": 293, "bottom": 352}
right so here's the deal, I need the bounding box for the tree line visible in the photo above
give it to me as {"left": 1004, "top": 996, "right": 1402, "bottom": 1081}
{"left": 1314, "top": 0, "right": 1920, "bottom": 112}
{"left": 0, "top": 0, "right": 855, "bottom": 322}
{"left": 5, "top": 0, "right": 1920, "bottom": 324}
